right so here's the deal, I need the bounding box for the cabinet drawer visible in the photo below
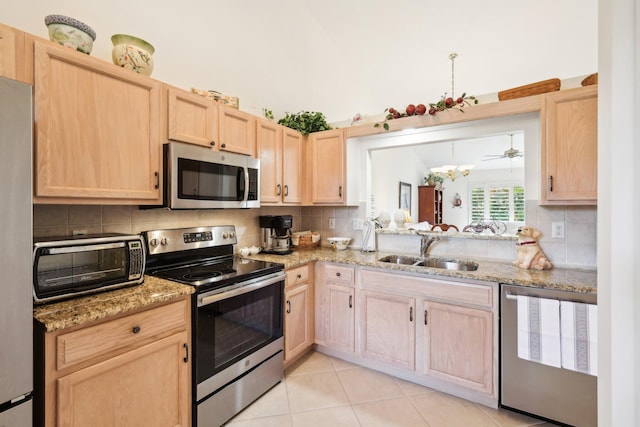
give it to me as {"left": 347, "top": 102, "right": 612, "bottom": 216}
{"left": 325, "top": 264, "right": 355, "bottom": 285}
{"left": 286, "top": 265, "right": 309, "bottom": 288}
{"left": 56, "top": 299, "right": 188, "bottom": 371}
{"left": 361, "top": 270, "right": 493, "bottom": 308}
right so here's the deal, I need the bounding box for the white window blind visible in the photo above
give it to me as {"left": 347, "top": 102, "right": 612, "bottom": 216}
{"left": 470, "top": 184, "right": 525, "bottom": 223}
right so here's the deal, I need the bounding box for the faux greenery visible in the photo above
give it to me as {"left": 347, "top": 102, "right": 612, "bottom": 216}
{"left": 277, "top": 111, "right": 332, "bottom": 135}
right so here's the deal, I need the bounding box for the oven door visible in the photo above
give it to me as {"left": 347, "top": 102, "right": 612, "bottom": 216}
{"left": 194, "top": 272, "right": 284, "bottom": 400}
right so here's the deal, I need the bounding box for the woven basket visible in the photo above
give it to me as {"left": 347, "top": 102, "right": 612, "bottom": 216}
{"left": 581, "top": 73, "right": 598, "bottom": 86}
{"left": 498, "top": 78, "right": 561, "bottom": 101}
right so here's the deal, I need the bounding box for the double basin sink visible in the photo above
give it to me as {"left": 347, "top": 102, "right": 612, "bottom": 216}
{"left": 378, "top": 255, "right": 479, "bottom": 271}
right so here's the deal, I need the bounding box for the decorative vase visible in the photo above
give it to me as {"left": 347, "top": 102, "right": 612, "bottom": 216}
{"left": 111, "top": 34, "right": 155, "bottom": 76}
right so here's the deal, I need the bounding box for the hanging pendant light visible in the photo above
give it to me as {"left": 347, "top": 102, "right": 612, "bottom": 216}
{"left": 430, "top": 142, "right": 474, "bottom": 181}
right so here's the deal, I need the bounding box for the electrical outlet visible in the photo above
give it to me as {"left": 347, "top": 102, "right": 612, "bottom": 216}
{"left": 552, "top": 222, "right": 565, "bottom": 238}
{"left": 72, "top": 229, "right": 87, "bottom": 236}
{"left": 329, "top": 218, "right": 335, "bottom": 229}
{"left": 352, "top": 218, "right": 364, "bottom": 230}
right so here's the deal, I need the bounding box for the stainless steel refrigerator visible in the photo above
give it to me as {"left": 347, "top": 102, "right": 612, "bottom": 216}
{"left": 0, "top": 76, "right": 33, "bottom": 425}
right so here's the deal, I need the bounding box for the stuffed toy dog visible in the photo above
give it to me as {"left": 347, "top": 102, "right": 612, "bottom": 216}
{"left": 513, "top": 226, "right": 553, "bottom": 270}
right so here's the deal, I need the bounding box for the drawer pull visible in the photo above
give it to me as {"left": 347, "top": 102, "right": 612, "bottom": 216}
{"left": 336, "top": 272, "right": 341, "bottom": 277}
{"left": 348, "top": 295, "right": 353, "bottom": 308}
{"left": 297, "top": 273, "right": 302, "bottom": 279}
{"left": 284, "top": 185, "right": 289, "bottom": 197}
{"left": 409, "top": 307, "right": 413, "bottom": 322}
{"left": 132, "top": 325, "right": 141, "bottom": 334}
{"left": 277, "top": 184, "right": 282, "bottom": 196}
{"left": 210, "top": 141, "right": 216, "bottom": 146}
{"left": 424, "top": 310, "right": 428, "bottom": 325}
{"left": 286, "top": 300, "right": 291, "bottom": 314}
{"left": 183, "top": 343, "right": 189, "bottom": 363}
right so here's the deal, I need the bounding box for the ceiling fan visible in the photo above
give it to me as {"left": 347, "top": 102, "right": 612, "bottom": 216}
{"left": 483, "top": 134, "right": 523, "bottom": 161}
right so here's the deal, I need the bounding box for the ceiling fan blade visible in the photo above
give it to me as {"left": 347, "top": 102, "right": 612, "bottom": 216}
{"left": 482, "top": 156, "right": 505, "bottom": 161}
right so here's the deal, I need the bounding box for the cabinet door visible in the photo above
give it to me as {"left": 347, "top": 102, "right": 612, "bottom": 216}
{"left": 308, "top": 129, "right": 346, "bottom": 204}
{"left": 423, "top": 300, "right": 493, "bottom": 394}
{"left": 325, "top": 284, "right": 355, "bottom": 352}
{"left": 360, "top": 290, "right": 415, "bottom": 370}
{"left": 34, "top": 41, "right": 161, "bottom": 203}
{"left": 541, "top": 86, "right": 598, "bottom": 204}
{"left": 56, "top": 332, "right": 190, "bottom": 427}
{"left": 218, "top": 104, "right": 256, "bottom": 156}
{"left": 284, "top": 282, "right": 314, "bottom": 363}
{"left": 281, "top": 128, "right": 303, "bottom": 204}
{"left": 257, "top": 119, "right": 283, "bottom": 204}
{"left": 0, "top": 23, "right": 25, "bottom": 81}
{"left": 167, "top": 86, "right": 216, "bottom": 147}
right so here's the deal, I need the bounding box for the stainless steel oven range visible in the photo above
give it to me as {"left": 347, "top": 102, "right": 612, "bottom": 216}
{"left": 143, "top": 225, "right": 285, "bottom": 427}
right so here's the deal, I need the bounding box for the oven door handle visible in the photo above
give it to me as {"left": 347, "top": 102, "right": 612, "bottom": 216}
{"left": 198, "top": 272, "right": 285, "bottom": 307}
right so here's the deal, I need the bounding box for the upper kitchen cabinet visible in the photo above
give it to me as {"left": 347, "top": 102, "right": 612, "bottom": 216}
{"left": 166, "top": 85, "right": 217, "bottom": 148}
{"left": 541, "top": 85, "right": 598, "bottom": 205}
{"left": 217, "top": 104, "right": 256, "bottom": 156}
{"left": 0, "top": 23, "right": 26, "bottom": 82}
{"left": 33, "top": 41, "right": 162, "bottom": 204}
{"left": 257, "top": 119, "right": 303, "bottom": 204}
{"left": 306, "top": 129, "right": 346, "bottom": 204}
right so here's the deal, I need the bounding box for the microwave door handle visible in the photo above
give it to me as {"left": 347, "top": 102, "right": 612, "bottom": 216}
{"left": 46, "top": 242, "right": 126, "bottom": 254}
{"left": 237, "top": 167, "right": 247, "bottom": 201}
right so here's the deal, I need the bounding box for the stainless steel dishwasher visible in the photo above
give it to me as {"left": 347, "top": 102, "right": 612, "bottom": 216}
{"left": 500, "top": 284, "right": 597, "bottom": 426}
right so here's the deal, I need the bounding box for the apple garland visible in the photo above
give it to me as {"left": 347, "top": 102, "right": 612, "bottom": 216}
{"left": 374, "top": 93, "right": 478, "bottom": 131}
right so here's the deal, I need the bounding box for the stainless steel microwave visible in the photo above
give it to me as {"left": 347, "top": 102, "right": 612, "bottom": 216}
{"left": 164, "top": 142, "right": 260, "bottom": 209}
{"left": 32, "top": 234, "right": 145, "bottom": 304}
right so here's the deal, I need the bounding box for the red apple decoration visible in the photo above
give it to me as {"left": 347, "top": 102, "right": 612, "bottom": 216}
{"left": 406, "top": 104, "right": 416, "bottom": 116}
{"left": 415, "top": 104, "right": 426, "bottom": 115}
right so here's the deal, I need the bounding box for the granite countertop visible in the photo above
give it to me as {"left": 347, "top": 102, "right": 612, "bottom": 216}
{"left": 249, "top": 247, "right": 597, "bottom": 294}
{"left": 33, "top": 275, "right": 194, "bottom": 332}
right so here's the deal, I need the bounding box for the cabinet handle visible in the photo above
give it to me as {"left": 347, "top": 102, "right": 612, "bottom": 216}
{"left": 284, "top": 185, "right": 289, "bottom": 197}
{"left": 336, "top": 272, "right": 341, "bottom": 277}
{"left": 409, "top": 307, "right": 413, "bottom": 322}
{"left": 286, "top": 300, "right": 291, "bottom": 314}
{"left": 348, "top": 294, "right": 353, "bottom": 308}
{"left": 549, "top": 176, "right": 554, "bottom": 192}
{"left": 183, "top": 343, "right": 189, "bottom": 363}
{"left": 339, "top": 186, "right": 343, "bottom": 198}
{"left": 132, "top": 325, "right": 141, "bottom": 334}
{"left": 297, "top": 273, "right": 302, "bottom": 279}
{"left": 154, "top": 171, "right": 159, "bottom": 189}
{"left": 221, "top": 143, "right": 226, "bottom": 148}
{"left": 424, "top": 310, "right": 428, "bottom": 325}
{"left": 210, "top": 141, "right": 216, "bottom": 146}
{"left": 277, "top": 184, "right": 282, "bottom": 196}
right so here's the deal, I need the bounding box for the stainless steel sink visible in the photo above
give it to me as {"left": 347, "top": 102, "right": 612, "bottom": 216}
{"left": 378, "top": 255, "right": 479, "bottom": 271}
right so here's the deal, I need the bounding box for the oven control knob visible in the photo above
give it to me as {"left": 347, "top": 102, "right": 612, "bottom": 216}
{"left": 149, "top": 238, "right": 159, "bottom": 247}
{"left": 229, "top": 231, "right": 236, "bottom": 238}
{"left": 222, "top": 232, "right": 230, "bottom": 239}
{"left": 160, "top": 237, "right": 168, "bottom": 246}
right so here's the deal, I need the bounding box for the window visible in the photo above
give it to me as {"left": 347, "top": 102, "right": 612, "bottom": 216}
{"left": 470, "top": 184, "right": 525, "bottom": 223}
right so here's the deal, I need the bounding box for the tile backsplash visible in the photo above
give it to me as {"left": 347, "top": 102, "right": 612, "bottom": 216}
{"left": 33, "top": 201, "right": 595, "bottom": 269}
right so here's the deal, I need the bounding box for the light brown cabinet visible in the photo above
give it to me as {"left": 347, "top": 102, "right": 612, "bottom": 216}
{"left": 541, "top": 85, "right": 598, "bottom": 204}
{"left": 418, "top": 185, "right": 443, "bottom": 224}
{"left": 360, "top": 289, "right": 416, "bottom": 370}
{"left": 33, "top": 40, "right": 162, "bottom": 204}
{"left": 315, "top": 263, "right": 355, "bottom": 353}
{"left": 257, "top": 120, "right": 303, "bottom": 204}
{"left": 306, "top": 129, "right": 346, "bottom": 204}
{"left": 284, "top": 265, "right": 314, "bottom": 366}
{"left": 0, "top": 23, "right": 26, "bottom": 82}
{"left": 166, "top": 85, "right": 217, "bottom": 148}
{"left": 218, "top": 104, "right": 256, "bottom": 156}
{"left": 35, "top": 297, "right": 191, "bottom": 427}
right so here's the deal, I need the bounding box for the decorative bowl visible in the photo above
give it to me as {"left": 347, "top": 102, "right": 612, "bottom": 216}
{"left": 327, "top": 237, "right": 351, "bottom": 251}
{"left": 44, "top": 15, "right": 96, "bottom": 54}
{"left": 111, "top": 34, "right": 155, "bottom": 76}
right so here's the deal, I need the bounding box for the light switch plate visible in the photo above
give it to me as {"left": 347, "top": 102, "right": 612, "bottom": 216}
{"left": 329, "top": 218, "right": 335, "bottom": 229}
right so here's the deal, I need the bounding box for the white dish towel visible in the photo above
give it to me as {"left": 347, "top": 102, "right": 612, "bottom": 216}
{"left": 517, "top": 295, "right": 561, "bottom": 368}
{"left": 560, "top": 301, "right": 598, "bottom": 376}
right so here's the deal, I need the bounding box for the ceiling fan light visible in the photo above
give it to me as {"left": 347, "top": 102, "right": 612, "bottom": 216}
{"left": 458, "top": 164, "right": 475, "bottom": 171}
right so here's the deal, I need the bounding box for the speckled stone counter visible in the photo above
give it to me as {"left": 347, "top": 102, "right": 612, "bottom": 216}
{"left": 248, "top": 247, "right": 597, "bottom": 294}
{"left": 33, "top": 276, "right": 194, "bottom": 332}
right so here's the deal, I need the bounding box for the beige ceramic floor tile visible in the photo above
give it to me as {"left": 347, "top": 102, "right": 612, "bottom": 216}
{"left": 225, "top": 414, "right": 293, "bottom": 427}
{"left": 476, "top": 404, "right": 549, "bottom": 427}
{"left": 286, "top": 351, "right": 335, "bottom": 377}
{"left": 336, "top": 367, "right": 404, "bottom": 403}
{"left": 233, "top": 381, "right": 290, "bottom": 420}
{"left": 410, "top": 392, "right": 500, "bottom": 427}
{"left": 291, "top": 405, "right": 361, "bottom": 427}
{"left": 329, "top": 355, "right": 360, "bottom": 371}
{"left": 352, "top": 397, "right": 430, "bottom": 427}
{"left": 393, "top": 377, "right": 436, "bottom": 396}
{"left": 286, "top": 371, "right": 350, "bottom": 412}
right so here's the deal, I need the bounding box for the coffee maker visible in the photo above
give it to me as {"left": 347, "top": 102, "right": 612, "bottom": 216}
{"left": 259, "top": 215, "right": 293, "bottom": 254}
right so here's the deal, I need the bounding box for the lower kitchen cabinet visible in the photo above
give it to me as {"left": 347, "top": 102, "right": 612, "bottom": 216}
{"left": 423, "top": 300, "right": 493, "bottom": 394}
{"left": 315, "top": 263, "right": 355, "bottom": 353}
{"left": 284, "top": 265, "right": 314, "bottom": 366}
{"left": 34, "top": 297, "right": 191, "bottom": 427}
{"left": 360, "top": 289, "right": 415, "bottom": 370}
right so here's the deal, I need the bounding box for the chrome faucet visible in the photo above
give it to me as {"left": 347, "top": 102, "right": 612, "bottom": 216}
{"left": 420, "top": 235, "right": 440, "bottom": 258}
